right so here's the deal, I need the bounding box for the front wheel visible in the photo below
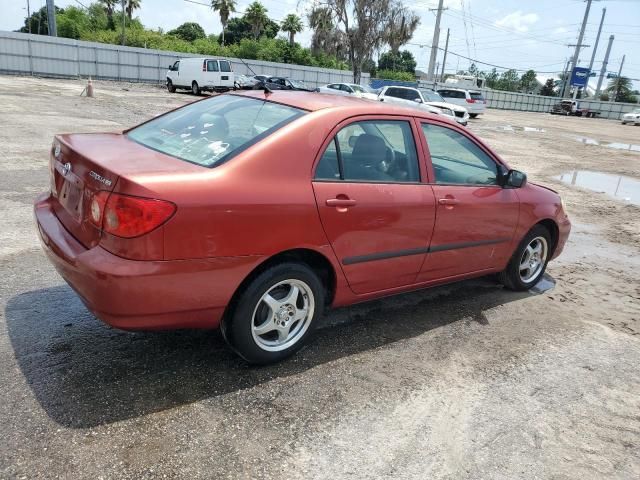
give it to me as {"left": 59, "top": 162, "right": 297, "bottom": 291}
{"left": 499, "top": 225, "right": 551, "bottom": 291}
{"left": 222, "top": 263, "right": 325, "bottom": 364}
{"left": 192, "top": 81, "right": 200, "bottom": 95}
{"left": 166, "top": 79, "right": 176, "bottom": 93}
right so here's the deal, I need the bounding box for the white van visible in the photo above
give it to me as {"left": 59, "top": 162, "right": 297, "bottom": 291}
{"left": 166, "top": 57, "right": 235, "bottom": 95}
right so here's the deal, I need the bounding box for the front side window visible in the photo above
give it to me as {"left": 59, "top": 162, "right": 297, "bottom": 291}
{"left": 219, "top": 60, "right": 232, "bottom": 72}
{"left": 315, "top": 120, "right": 420, "bottom": 183}
{"left": 422, "top": 123, "right": 498, "bottom": 185}
{"left": 172, "top": 61, "right": 180, "bottom": 71}
{"left": 385, "top": 88, "right": 403, "bottom": 99}
{"left": 128, "top": 95, "right": 304, "bottom": 168}
{"left": 206, "top": 60, "right": 219, "bottom": 72}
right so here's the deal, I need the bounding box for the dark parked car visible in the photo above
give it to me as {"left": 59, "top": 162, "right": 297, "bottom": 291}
{"left": 255, "top": 77, "right": 314, "bottom": 91}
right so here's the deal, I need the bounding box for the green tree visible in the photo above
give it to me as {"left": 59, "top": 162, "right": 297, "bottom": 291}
{"left": 221, "top": 16, "right": 278, "bottom": 44}
{"left": 98, "top": 0, "right": 118, "bottom": 29}
{"left": 606, "top": 76, "right": 633, "bottom": 102}
{"left": 245, "top": 1, "right": 269, "bottom": 40}
{"left": 57, "top": 6, "right": 90, "bottom": 39}
{"left": 281, "top": 13, "right": 303, "bottom": 46}
{"left": 20, "top": 5, "right": 59, "bottom": 35}
{"left": 378, "top": 50, "right": 416, "bottom": 73}
{"left": 211, "top": 0, "right": 236, "bottom": 45}
{"left": 376, "top": 69, "right": 414, "bottom": 81}
{"left": 496, "top": 69, "right": 519, "bottom": 92}
{"left": 519, "top": 69, "right": 538, "bottom": 93}
{"left": 540, "top": 78, "right": 556, "bottom": 96}
{"left": 483, "top": 68, "right": 499, "bottom": 89}
{"left": 383, "top": 4, "right": 419, "bottom": 54}
{"left": 125, "top": 0, "right": 141, "bottom": 20}
{"left": 168, "top": 22, "right": 206, "bottom": 42}
{"left": 87, "top": 3, "right": 110, "bottom": 31}
{"left": 308, "top": 6, "right": 346, "bottom": 61}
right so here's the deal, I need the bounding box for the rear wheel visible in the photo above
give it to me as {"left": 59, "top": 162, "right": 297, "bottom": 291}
{"left": 499, "top": 225, "right": 551, "bottom": 291}
{"left": 222, "top": 263, "right": 325, "bottom": 364}
{"left": 166, "top": 79, "right": 176, "bottom": 93}
{"left": 192, "top": 81, "right": 200, "bottom": 95}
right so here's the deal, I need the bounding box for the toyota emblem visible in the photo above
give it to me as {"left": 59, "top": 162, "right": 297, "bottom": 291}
{"left": 62, "top": 162, "right": 72, "bottom": 176}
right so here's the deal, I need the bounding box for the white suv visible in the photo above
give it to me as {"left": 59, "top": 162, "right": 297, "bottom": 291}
{"left": 436, "top": 88, "right": 486, "bottom": 118}
{"left": 377, "top": 86, "right": 468, "bottom": 125}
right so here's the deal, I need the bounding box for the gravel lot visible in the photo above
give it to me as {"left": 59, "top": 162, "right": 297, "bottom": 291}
{"left": 1, "top": 76, "right": 639, "bottom": 479}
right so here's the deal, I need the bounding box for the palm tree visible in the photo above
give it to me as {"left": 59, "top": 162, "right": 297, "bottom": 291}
{"left": 244, "top": 1, "right": 269, "bottom": 40}
{"left": 384, "top": 5, "right": 419, "bottom": 54}
{"left": 125, "top": 0, "right": 141, "bottom": 20}
{"left": 281, "top": 13, "right": 303, "bottom": 46}
{"left": 99, "top": 0, "right": 117, "bottom": 27}
{"left": 308, "top": 6, "right": 344, "bottom": 59}
{"left": 211, "top": 0, "right": 236, "bottom": 45}
{"left": 606, "top": 76, "right": 632, "bottom": 102}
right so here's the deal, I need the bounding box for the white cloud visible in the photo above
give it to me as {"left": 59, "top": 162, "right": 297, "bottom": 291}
{"left": 494, "top": 11, "right": 540, "bottom": 33}
{"left": 554, "top": 27, "right": 568, "bottom": 34}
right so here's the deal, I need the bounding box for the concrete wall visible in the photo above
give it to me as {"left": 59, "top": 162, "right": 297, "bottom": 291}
{"left": 0, "top": 31, "right": 368, "bottom": 88}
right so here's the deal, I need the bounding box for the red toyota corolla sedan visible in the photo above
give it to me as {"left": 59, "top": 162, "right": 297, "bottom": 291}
{"left": 34, "top": 90, "right": 570, "bottom": 364}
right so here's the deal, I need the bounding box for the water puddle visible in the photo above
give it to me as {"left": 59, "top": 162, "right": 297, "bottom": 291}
{"left": 478, "top": 125, "right": 546, "bottom": 133}
{"left": 556, "top": 170, "right": 640, "bottom": 206}
{"left": 529, "top": 273, "right": 556, "bottom": 294}
{"left": 574, "top": 136, "right": 640, "bottom": 153}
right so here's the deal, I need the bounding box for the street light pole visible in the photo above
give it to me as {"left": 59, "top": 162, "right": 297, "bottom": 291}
{"left": 563, "top": 0, "right": 592, "bottom": 97}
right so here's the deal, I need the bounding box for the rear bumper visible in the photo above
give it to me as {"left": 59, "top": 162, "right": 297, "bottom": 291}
{"left": 34, "top": 194, "right": 262, "bottom": 330}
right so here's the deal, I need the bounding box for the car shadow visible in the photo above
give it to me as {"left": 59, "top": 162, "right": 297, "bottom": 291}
{"left": 5, "top": 275, "right": 552, "bottom": 428}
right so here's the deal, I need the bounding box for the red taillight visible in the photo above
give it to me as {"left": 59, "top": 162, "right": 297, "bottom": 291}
{"left": 90, "top": 192, "right": 176, "bottom": 238}
{"left": 466, "top": 98, "right": 475, "bottom": 103}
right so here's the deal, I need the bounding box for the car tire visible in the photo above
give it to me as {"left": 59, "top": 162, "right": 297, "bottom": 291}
{"left": 469, "top": 113, "right": 478, "bottom": 119}
{"left": 223, "top": 262, "right": 325, "bottom": 365}
{"left": 192, "top": 81, "right": 200, "bottom": 95}
{"left": 499, "top": 225, "right": 551, "bottom": 291}
{"left": 167, "top": 79, "right": 176, "bottom": 93}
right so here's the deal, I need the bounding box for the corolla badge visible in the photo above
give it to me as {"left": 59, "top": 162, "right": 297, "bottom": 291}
{"left": 89, "top": 171, "right": 112, "bottom": 187}
{"left": 62, "top": 162, "right": 72, "bottom": 176}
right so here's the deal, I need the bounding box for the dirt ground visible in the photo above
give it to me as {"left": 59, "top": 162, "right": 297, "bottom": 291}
{"left": 0, "top": 75, "right": 639, "bottom": 479}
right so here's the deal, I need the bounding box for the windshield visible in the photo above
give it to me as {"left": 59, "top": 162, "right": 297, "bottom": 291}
{"left": 350, "top": 84, "right": 365, "bottom": 93}
{"left": 290, "top": 79, "right": 308, "bottom": 89}
{"left": 630, "top": 109, "right": 640, "bottom": 114}
{"left": 470, "top": 92, "right": 484, "bottom": 100}
{"left": 127, "top": 95, "right": 304, "bottom": 168}
{"left": 420, "top": 89, "right": 445, "bottom": 102}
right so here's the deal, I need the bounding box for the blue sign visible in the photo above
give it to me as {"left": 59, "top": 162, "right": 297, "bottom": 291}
{"left": 571, "top": 67, "right": 591, "bottom": 87}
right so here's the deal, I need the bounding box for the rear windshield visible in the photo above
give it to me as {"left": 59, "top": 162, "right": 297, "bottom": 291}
{"left": 127, "top": 95, "right": 304, "bottom": 167}
{"left": 470, "top": 92, "right": 484, "bottom": 100}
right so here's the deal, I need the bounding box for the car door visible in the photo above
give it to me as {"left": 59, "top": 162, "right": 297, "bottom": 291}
{"left": 382, "top": 87, "right": 412, "bottom": 107}
{"left": 205, "top": 59, "right": 220, "bottom": 88}
{"left": 219, "top": 59, "right": 233, "bottom": 88}
{"left": 416, "top": 121, "right": 519, "bottom": 282}
{"left": 312, "top": 117, "right": 436, "bottom": 294}
{"left": 168, "top": 60, "right": 180, "bottom": 84}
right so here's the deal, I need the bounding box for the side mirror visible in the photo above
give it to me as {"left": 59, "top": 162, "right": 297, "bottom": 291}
{"left": 503, "top": 169, "right": 527, "bottom": 188}
{"left": 414, "top": 98, "right": 423, "bottom": 103}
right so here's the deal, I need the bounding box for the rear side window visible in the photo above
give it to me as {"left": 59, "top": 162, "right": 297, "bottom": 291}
{"left": 422, "top": 123, "right": 497, "bottom": 185}
{"left": 219, "top": 60, "right": 232, "bottom": 72}
{"left": 315, "top": 120, "right": 420, "bottom": 183}
{"left": 439, "top": 90, "right": 465, "bottom": 99}
{"left": 206, "top": 60, "right": 219, "bottom": 72}
{"left": 127, "top": 95, "right": 305, "bottom": 168}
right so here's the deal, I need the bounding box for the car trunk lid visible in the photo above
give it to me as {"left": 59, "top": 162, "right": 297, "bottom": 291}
{"left": 49, "top": 133, "right": 201, "bottom": 249}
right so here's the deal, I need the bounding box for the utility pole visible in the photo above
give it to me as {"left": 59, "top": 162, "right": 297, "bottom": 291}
{"left": 26, "top": 0, "right": 31, "bottom": 34}
{"left": 588, "top": 8, "right": 606, "bottom": 72}
{"left": 46, "top": 0, "right": 57, "bottom": 36}
{"left": 563, "top": 0, "right": 592, "bottom": 97}
{"left": 427, "top": 0, "right": 446, "bottom": 81}
{"left": 439, "top": 28, "right": 450, "bottom": 83}
{"left": 560, "top": 59, "right": 571, "bottom": 98}
{"left": 121, "top": 0, "right": 126, "bottom": 46}
{"left": 595, "top": 35, "right": 614, "bottom": 98}
{"left": 614, "top": 54, "right": 625, "bottom": 102}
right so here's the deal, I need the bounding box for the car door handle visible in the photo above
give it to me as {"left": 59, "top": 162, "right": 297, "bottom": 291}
{"left": 438, "top": 198, "right": 460, "bottom": 206}
{"left": 326, "top": 198, "right": 357, "bottom": 207}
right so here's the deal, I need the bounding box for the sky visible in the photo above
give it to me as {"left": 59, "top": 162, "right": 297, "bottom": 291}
{"left": 2, "top": 0, "right": 639, "bottom": 88}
